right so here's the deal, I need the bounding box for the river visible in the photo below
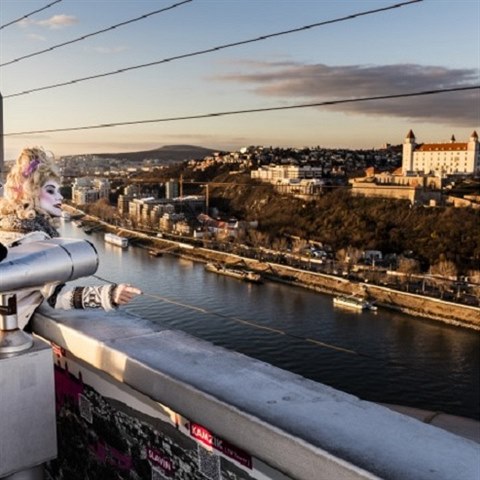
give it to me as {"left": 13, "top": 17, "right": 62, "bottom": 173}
{"left": 60, "top": 221, "right": 480, "bottom": 420}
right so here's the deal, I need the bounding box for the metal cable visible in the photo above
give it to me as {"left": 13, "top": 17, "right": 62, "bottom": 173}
{"left": 91, "top": 273, "right": 399, "bottom": 362}
{"left": 3, "top": 0, "right": 423, "bottom": 98}
{"left": 0, "top": 0, "right": 193, "bottom": 67}
{"left": 4, "top": 85, "right": 477, "bottom": 136}
{"left": 0, "top": 0, "right": 63, "bottom": 30}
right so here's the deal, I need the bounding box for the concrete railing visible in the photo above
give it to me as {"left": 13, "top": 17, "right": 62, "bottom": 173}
{"left": 32, "top": 306, "right": 479, "bottom": 480}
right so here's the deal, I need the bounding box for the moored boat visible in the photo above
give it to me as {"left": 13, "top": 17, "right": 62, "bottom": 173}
{"left": 333, "top": 295, "right": 377, "bottom": 311}
{"left": 105, "top": 233, "right": 128, "bottom": 248}
{"left": 205, "top": 263, "right": 262, "bottom": 283}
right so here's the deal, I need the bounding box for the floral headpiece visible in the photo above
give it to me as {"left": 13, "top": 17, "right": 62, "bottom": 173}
{"left": 22, "top": 157, "right": 41, "bottom": 178}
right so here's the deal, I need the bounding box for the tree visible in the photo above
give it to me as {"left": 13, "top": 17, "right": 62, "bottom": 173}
{"left": 397, "top": 256, "right": 421, "bottom": 292}
{"left": 430, "top": 257, "right": 458, "bottom": 279}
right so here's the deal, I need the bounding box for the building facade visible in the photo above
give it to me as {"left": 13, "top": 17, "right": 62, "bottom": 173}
{"left": 165, "top": 179, "right": 179, "bottom": 199}
{"left": 402, "top": 130, "right": 479, "bottom": 176}
{"left": 251, "top": 164, "right": 323, "bottom": 182}
{"left": 72, "top": 178, "right": 110, "bottom": 204}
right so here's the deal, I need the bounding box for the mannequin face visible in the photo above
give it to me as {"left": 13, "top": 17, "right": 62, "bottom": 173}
{"left": 39, "top": 179, "right": 63, "bottom": 217}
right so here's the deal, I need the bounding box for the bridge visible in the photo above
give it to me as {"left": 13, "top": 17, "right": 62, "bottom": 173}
{"left": 1, "top": 237, "right": 478, "bottom": 480}
{"left": 5, "top": 305, "right": 476, "bottom": 480}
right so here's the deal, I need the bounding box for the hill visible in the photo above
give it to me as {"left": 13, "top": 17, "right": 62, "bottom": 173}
{"left": 93, "top": 145, "right": 218, "bottom": 163}
{"left": 207, "top": 173, "right": 480, "bottom": 273}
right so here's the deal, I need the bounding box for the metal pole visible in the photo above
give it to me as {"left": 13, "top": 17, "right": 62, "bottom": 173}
{"left": 0, "top": 294, "right": 33, "bottom": 354}
{"left": 0, "top": 91, "right": 4, "bottom": 183}
{"left": 206, "top": 184, "right": 209, "bottom": 214}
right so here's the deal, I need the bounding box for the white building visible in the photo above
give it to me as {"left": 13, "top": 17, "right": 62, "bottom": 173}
{"left": 165, "top": 179, "right": 179, "bottom": 199}
{"left": 402, "top": 130, "right": 479, "bottom": 176}
{"left": 251, "top": 164, "right": 323, "bottom": 182}
{"left": 72, "top": 177, "right": 110, "bottom": 204}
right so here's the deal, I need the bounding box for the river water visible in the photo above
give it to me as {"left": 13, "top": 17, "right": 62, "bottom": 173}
{"left": 60, "top": 222, "right": 480, "bottom": 420}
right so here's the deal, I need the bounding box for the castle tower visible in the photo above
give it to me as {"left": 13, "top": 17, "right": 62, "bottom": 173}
{"left": 402, "top": 129, "right": 416, "bottom": 174}
{"left": 467, "top": 131, "right": 480, "bottom": 175}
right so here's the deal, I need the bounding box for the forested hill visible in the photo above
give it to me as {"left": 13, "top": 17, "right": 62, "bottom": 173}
{"left": 95, "top": 145, "right": 217, "bottom": 163}
{"left": 209, "top": 175, "right": 480, "bottom": 273}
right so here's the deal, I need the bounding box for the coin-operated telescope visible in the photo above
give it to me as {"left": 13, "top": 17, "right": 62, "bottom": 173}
{"left": 0, "top": 237, "right": 99, "bottom": 479}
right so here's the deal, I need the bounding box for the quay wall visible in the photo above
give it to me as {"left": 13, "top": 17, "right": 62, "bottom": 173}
{"left": 32, "top": 307, "right": 479, "bottom": 480}
{"left": 170, "top": 245, "right": 480, "bottom": 331}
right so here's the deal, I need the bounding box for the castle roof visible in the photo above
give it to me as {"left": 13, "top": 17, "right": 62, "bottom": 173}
{"left": 415, "top": 143, "right": 468, "bottom": 152}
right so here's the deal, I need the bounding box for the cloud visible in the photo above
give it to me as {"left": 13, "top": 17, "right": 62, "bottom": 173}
{"left": 20, "top": 14, "right": 78, "bottom": 29}
{"left": 215, "top": 62, "right": 480, "bottom": 126}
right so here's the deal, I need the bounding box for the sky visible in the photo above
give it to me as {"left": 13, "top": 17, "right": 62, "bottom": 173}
{"left": 0, "top": 0, "right": 479, "bottom": 159}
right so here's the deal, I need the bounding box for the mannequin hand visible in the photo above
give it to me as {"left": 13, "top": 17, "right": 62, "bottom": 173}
{"left": 113, "top": 284, "right": 142, "bottom": 305}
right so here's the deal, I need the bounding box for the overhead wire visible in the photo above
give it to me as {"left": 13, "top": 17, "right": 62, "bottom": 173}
{"left": 2, "top": 0, "right": 423, "bottom": 99}
{"left": 4, "top": 85, "right": 478, "bottom": 136}
{"left": 91, "top": 274, "right": 381, "bottom": 361}
{"left": 0, "top": 0, "right": 194, "bottom": 68}
{"left": 91, "top": 273, "right": 453, "bottom": 384}
{"left": 0, "top": 0, "right": 63, "bottom": 31}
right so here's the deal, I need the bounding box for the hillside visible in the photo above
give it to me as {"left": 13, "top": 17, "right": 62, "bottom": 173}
{"left": 208, "top": 174, "right": 480, "bottom": 273}
{"left": 93, "top": 144, "right": 218, "bottom": 163}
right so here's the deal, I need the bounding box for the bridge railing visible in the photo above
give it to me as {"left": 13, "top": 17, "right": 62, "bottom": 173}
{"left": 31, "top": 306, "right": 479, "bottom": 480}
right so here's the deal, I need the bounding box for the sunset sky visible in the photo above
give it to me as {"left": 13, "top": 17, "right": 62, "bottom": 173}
{"left": 1, "top": 0, "right": 479, "bottom": 159}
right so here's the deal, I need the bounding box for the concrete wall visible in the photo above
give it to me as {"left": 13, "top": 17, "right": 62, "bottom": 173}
{"left": 350, "top": 182, "right": 418, "bottom": 202}
{"left": 31, "top": 306, "right": 479, "bottom": 480}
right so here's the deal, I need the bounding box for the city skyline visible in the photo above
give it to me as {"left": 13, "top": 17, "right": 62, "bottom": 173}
{"left": 1, "top": 0, "right": 479, "bottom": 160}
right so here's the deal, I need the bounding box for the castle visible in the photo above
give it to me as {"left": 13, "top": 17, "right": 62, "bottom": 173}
{"left": 402, "top": 130, "right": 479, "bottom": 176}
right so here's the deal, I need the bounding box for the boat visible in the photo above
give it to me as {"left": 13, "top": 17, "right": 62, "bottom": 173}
{"left": 148, "top": 249, "right": 163, "bottom": 257}
{"left": 205, "top": 263, "right": 262, "bottom": 283}
{"left": 72, "top": 220, "right": 83, "bottom": 228}
{"left": 104, "top": 233, "right": 129, "bottom": 248}
{"left": 60, "top": 211, "right": 71, "bottom": 221}
{"left": 333, "top": 295, "right": 377, "bottom": 311}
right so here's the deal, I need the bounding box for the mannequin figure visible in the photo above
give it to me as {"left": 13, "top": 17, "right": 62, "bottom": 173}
{"left": 0, "top": 147, "right": 141, "bottom": 329}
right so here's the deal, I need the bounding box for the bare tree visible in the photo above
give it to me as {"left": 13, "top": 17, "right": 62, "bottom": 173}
{"left": 397, "top": 256, "right": 421, "bottom": 292}
{"left": 430, "top": 259, "right": 458, "bottom": 280}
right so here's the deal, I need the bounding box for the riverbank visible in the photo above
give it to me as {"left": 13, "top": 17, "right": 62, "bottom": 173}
{"left": 66, "top": 209, "right": 480, "bottom": 330}
{"left": 176, "top": 246, "right": 480, "bottom": 330}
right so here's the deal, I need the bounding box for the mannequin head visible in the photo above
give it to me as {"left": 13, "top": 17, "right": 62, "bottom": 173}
{"left": 1, "top": 147, "right": 62, "bottom": 219}
{"left": 39, "top": 179, "right": 63, "bottom": 217}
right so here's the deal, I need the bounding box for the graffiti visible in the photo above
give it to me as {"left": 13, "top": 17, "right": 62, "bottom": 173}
{"left": 147, "top": 447, "right": 175, "bottom": 477}
{"left": 46, "top": 360, "right": 262, "bottom": 480}
{"left": 190, "top": 423, "right": 253, "bottom": 469}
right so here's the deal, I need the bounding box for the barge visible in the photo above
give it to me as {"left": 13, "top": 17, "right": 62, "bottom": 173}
{"left": 333, "top": 295, "right": 377, "bottom": 312}
{"left": 205, "top": 263, "right": 262, "bottom": 283}
{"left": 104, "top": 233, "right": 129, "bottom": 248}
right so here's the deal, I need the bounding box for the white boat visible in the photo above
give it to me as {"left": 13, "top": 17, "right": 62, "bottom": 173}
{"left": 72, "top": 220, "right": 83, "bottom": 227}
{"left": 104, "top": 233, "right": 128, "bottom": 248}
{"left": 60, "top": 211, "right": 71, "bottom": 221}
{"left": 205, "top": 263, "right": 262, "bottom": 283}
{"left": 333, "top": 295, "right": 377, "bottom": 311}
